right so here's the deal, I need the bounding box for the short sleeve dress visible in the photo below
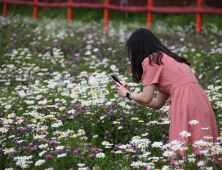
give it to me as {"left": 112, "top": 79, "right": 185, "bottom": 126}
{"left": 141, "top": 52, "right": 218, "bottom": 146}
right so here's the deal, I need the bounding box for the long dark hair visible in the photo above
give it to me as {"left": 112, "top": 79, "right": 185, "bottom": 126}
{"left": 125, "top": 28, "right": 190, "bottom": 83}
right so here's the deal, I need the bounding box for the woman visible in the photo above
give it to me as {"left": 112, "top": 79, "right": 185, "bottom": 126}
{"left": 115, "top": 28, "right": 218, "bottom": 151}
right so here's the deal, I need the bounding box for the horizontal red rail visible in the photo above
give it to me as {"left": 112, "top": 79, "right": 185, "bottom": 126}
{"left": 0, "top": 0, "right": 222, "bottom": 14}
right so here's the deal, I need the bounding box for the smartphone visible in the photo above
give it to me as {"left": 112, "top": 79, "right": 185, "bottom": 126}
{"left": 109, "top": 75, "right": 123, "bottom": 85}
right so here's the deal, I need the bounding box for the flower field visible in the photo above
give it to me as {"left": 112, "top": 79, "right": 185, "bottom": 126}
{"left": 0, "top": 15, "right": 222, "bottom": 170}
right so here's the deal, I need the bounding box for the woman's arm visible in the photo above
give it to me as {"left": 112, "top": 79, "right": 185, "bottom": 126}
{"left": 139, "top": 92, "right": 170, "bottom": 110}
{"left": 129, "top": 85, "right": 156, "bottom": 103}
{"left": 115, "top": 82, "right": 169, "bottom": 110}
{"left": 116, "top": 82, "right": 155, "bottom": 104}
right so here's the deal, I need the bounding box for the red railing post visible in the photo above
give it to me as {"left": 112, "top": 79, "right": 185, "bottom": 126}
{"left": 67, "top": 0, "right": 72, "bottom": 23}
{"left": 3, "top": 3, "right": 7, "bottom": 17}
{"left": 33, "top": 0, "right": 38, "bottom": 21}
{"left": 147, "top": 0, "right": 153, "bottom": 30}
{"left": 196, "top": 0, "right": 203, "bottom": 34}
{"left": 103, "top": 0, "right": 109, "bottom": 31}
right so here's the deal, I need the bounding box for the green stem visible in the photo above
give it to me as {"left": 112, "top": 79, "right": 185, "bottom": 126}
{"left": 116, "top": 127, "right": 117, "bottom": 144}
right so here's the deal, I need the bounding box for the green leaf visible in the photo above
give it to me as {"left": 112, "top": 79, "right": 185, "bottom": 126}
{"left": 186, "top": 142, "right": 193, "bottom": 155}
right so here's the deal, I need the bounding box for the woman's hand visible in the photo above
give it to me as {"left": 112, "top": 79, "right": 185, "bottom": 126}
{"left": 115, "top": 82, "right": 129, "bottom": 98}
{"left": 123, "top": 84, "right": 130, "bottom": 91}
{"left": 165, "top": 97, "right": 171, "bottom": 104}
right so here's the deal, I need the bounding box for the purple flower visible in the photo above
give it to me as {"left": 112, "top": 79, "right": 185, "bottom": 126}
{"left": 171, "top": 160, "right": 176, "bottom": 167}
{"left": 92, "top": 148, "right": 98, "bottom": 153}
{"left": 73, "top": 150, "right": 78, "bottom": 155}
{"left": 135, "top": 128, "right": 139, "bottom": 132}
{"left": 118, "top": 164, "right": 122, "bottom": 168}
{"left": 66, "top": 149, "right": 70, "bottom": 154}
{"left": 77, "top": 148, "right": 81, "bottom": 153}
{"left": 196, "top": 152, "right": 201, "bottom": 160}
{"left": 105, "top": 131, "right": 109, "bottom": 135}
{"left": 84, "top": 150, "right": 88, "bottom": 154}
{"left": 57, "top": 149, "right": 63, "bottom": 154}
{"left": 88, "top": 143, "right": 92, "bottom": 148}
{"left": 89, "top": 154, "right": 94, "bottom": 158}
{"left": 45, "top": 154, "right": 52, "bottom": 159}
{"left": 67, "top": 146, "right": 71, "bottom": 150}
{"left": 41, "top": 138, "right": 45, "bottom": 142}
{"left": 215, "top": 161, "right": 220, "bottom": 166}
{"left": 30, "top": 146, "right": 38, "bottom": 152}
{"left": 80, "top": 156, "right": 85, "bottom": 161}
{"left": 49, "top": 141, "right": 56, "bottom": 146}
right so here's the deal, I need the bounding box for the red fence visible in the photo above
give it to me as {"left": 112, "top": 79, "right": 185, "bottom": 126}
{"left": 1, "top": 0, "right": 222, "bottom": 34}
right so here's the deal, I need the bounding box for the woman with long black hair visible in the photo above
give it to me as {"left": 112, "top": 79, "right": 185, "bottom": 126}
{"left": 115, "top": 28, "right": 218, "bottom": 152}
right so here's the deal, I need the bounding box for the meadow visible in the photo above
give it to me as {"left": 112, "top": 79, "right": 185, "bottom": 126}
{"left": 0, "top": 13, "right": 222, "bottom": 170}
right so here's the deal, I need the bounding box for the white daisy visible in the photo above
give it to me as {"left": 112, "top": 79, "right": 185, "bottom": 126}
{"left": 163, "top": 151, "right": 174, "bottom": 157}
{"left": 188, "top": 120, "right": 199, "bottom": 125}
{"left": 179, "top": 131, "right": 191, "bottom": 138}
{"left": 96, "top": 153, "right": 105, "bottom": 158}
{"left": 34, "top": 159, "right": 45, "bottom": 166}
{"left": 57, "top": 153, "right": 67, "bottom": 158}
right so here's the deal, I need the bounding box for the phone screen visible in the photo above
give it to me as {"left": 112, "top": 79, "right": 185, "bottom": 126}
{"left": 110, "top": 75, "right": 122, "bottom": 85}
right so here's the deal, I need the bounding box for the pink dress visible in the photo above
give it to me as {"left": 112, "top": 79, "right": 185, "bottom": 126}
{"left": 141, "top": 53, "right": 218, "bottom": 146}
